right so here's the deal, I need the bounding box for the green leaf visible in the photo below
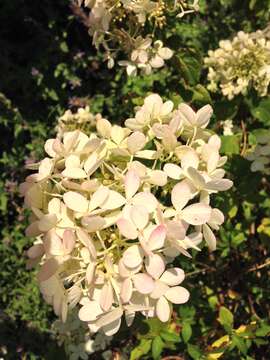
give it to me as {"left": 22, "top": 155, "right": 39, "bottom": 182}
{"left": 152, "top": 336, "right": 164, "bottom": 360}
{"left": 160, "top": 330, "right": 180, "bottom": 343}
{"left": 218, "top": 307, "right": 234, "bottom": 331}
{"left": 232, "top": 334, "right": 247, "bottom": 355}
{"left": 250, "top": 98, "right": 270, "bottom": 125}
{"left": 182, "top": 323, "right": 192, "bottom": 343}
{"left": 187, "top": 344, "right": 203, "bottom": 360}
{"left": 221, "top": 135, "right": 240, "bottom": 155}
{"left": 255, "top": 323, "right": 270, "bottom": 336}
{"left": 130, "top": 339, "right": 152, "bottom": 360}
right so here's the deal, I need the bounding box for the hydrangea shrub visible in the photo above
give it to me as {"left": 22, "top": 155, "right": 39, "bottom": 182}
{"left": 20, "top": 94, "right": 232, "bottom": 337}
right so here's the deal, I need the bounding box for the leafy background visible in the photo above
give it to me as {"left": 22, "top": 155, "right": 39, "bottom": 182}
{"left": 1, "top": 0, "right": 270, "bottom": 359}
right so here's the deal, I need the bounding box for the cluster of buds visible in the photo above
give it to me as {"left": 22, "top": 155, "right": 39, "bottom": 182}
{"left": 205, "top": 31, "right": 270, "bottom": 99}
{"left": 246, "top": 132, "right": 270, "bottom": 174}
{"left": 20, "top": 94, "right": 232, "bottom": 336}
{"left": 56, "top": 106, "right": 105, "bottom": 139}
{"left": 75, "top": 0, "right": 199, "bottom": 75}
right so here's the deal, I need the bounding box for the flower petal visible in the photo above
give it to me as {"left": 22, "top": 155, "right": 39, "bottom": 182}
{"left": 101, "top": 190, "right": 126, "bottom": 210}
{"left": 203, "top": 224, "right": 216, "bottom": 251}
{"left": 145, "top": 254, "right": 165, "bottom": 279}
{"left": 125, "top": 170, "right": 140, "bottom": 200}
{"left": 165, "top": 286, "right": 190, "bottom": 304}
{"left": 117, "top": 218, "right": 138, "bottom": 239}
{"left": 160, "top": 268, "right": 185, "bottom": 286}
{"left": 133, "top": 273, "right": 155, "bottom": 294}
{"left": 171, "top": 180, "right": 195, "bottom": 211}
{"left": 63, "top": 191, "right": 89, "bottom": 213}
{"left": 130, "top": 205, "right": 149, "bottom": 230}
{"left": 181, "top": 203, "right": 212, "bottom": 225}
{"left": 123, "top": 245, "right": 143, "bottom": 268}
{"left": 148, "top": 225, "right": 166, "bottom": 251}
{"left": 156, "top": 295, "right": 171, "bottom": 322}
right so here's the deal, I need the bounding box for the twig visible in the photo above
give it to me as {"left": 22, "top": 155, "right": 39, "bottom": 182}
{"left": 247, "top": 259, "right": 270, "bottom": 273}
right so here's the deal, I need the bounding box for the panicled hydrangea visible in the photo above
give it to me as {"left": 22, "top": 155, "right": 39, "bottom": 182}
{"left": 205, "top": 30, "right": 270, "bottom": 99}
{"left": 20, "top": 94, "right": 233, "bottom": 337}
{"left": 75, "top": 0, "right": 199, "bottom": 75}
{"left": 246, "top": 133, "right": 270, "bottom": 174}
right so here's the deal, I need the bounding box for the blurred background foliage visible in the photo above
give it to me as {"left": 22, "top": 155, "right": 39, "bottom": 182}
{"left": 0, "top": 0, "right": 270, "bottom": 359}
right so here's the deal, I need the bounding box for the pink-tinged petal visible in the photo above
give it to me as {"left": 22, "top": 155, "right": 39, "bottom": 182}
{"left": 127, "top": 132, "right": 146, "bottom": 154}
{"left": 132, "top": 192, "right": 158, "bottom": 213}
{"left": 62, "top": 229, "right": 75, "bottom": 254}
{"left": 178, "top": 103, "right": 196, "bottom": 126}
{"left": 100, "top": 282, "right": 114, "bottom": 312}
{"left": 27, "top": 244, "right": 44, "bottom": 259}
{"left": 130, "top": 205, "right": 149, "bottom": 230}
{"left": 160, "top": 268, "right": 185, "bottom": 286}
{"left": 81, "top": 216, "right": 105, "bottom": 232}
{"left": 43, "top": 230, "right": 63, "bottom": 256}
{"left": 25, "top": 222, "right": 42, "bottom": 237}
{"left": 150, "top": 280, "right": 169, "bottom": 299}
{"left": 38, "top": 214, "right": 58, "bottom": 232}
{"left": 120, "top": 278, "right": 133, "bottom": 303}
{"left": 165, "top": 286, "right": 190, "bottom": 304}
{"left": 125, "top": 170, "right": 140, "bottom": 200}
{"left": 123, "top": 245, "right": 143, "bottom": 268}
{"left": 95, "top": 307, "right": 123, "bottom": 328}
{"left": 101, "top": 190, "right": 126, "bottom": 210}
{"left": 145, "top": 254, "right": 165, "bottom": 279}
{"left": 203, "top": 224, "right": 216, "bottom": 251}
{"left": 166, "top": 220, "right": 186, "bottom": 241}
{"left": 78, "top": 301, "right": 103, "bottom": 322}
{"left": 133, "top": 273, "right": 155, "bottom": 294}
{"left": 181, "top": 203, "right": 212, "bottom": 225}
{"left": 86, "top": 262, "right": 96, "bottom": 284}
{"left": 171, "top": 180, "right": 195, "bottom": 211}
{"left": 148, "top": 225, "right": 166, "bottom": 251}
{"left": 156, "top": 295, "right": 171, "bottom": 322}
{"left": 205, "top": 179, "right": 233, "bottom": 191}
{"left": 186, "top": 167, "right": 206, "bottom": 189}
{"left": 37, "top": 258, "right": 59, "bottom": 282}
{"left": 164, "top": 163, "right": 183, "bottom": 180}
{"left": 117, "top": 218, "right": 138, "bottom": 239}
{"left": 89, "top": 186, "right": 110, "bottom": 211}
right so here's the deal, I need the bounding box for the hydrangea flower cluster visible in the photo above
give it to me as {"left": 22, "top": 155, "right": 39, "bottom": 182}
{"left": 205, "top": 31, "right": 270, "bottom": 99}
{"left": 76, "top": 0, "right": 199, "bottom": 75}
{"left": 246, "top": 133, "right": 270, "bottom": 174}
{"left": 20, "top": 94, "right": 232, "bottom": 336}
